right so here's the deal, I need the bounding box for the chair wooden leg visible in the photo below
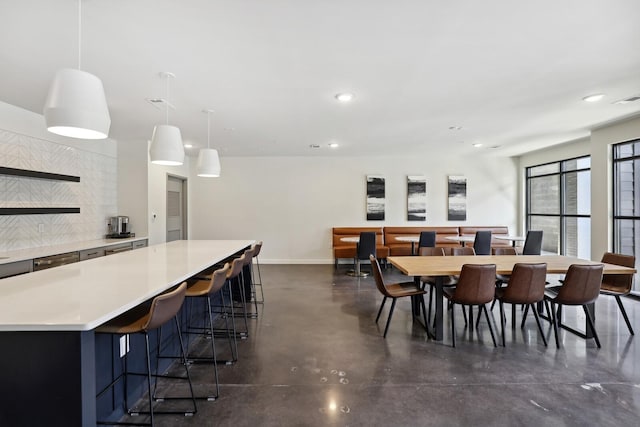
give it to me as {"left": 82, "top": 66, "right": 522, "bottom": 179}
{"left": 499, "top": 300, "right": 506, "bottom": 347}
{"left": 531, "top": 304, "right": 548, "bottom": 347}
{"left": 383, "top": 298, "right": 397, "bottom": 338}
{"left": 375, "top": 297, "right": 387, "bottom": 323}
{"left": 482, "top": 304, "right": 497, "bottom": 347}
{"left": 583, "top": 305, "right": 601, "bottom": 348}
{"left": 614, "top": 295, "right": 635, "bottom": 335}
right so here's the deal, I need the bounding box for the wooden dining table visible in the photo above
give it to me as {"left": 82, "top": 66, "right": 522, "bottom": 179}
{"left": 388, "top": 254, "right": 637, "bottom": 341}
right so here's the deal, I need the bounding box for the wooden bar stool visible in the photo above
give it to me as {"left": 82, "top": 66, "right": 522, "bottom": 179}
{"left": 96, "top": 282, "right": 196, "bottom": 426}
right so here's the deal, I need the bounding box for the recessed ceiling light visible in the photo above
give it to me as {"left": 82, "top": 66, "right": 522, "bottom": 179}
{"left": 472, "top": 143, "right": 483, "bottom": 148}
{"left": 449, "top": 126, "right": 463, "bottom": 130}
{"left": 184, "top": 143, "right": 193, "bottom": 148}
{"left": 309, "top": 144, "right": 320, "bottom": 149}
{"left": 335, "top": 93, "right": 354, "bottom": 102}
{"left": 582, "top": 93, "right": 605, "bottom": 102}
{"left": 328, "top": 142, "right": 339, "bottom": 148}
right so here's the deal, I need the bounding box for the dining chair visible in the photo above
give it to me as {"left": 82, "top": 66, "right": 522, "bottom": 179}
{"left": 473, "top": 231, "right": 492, "bottom": 255}
{"left": 443, "top": 264, "right": 498, "bottom": 347}
{"left": 600, "top": 252, "right": 635, "bottom": 335}
{"left": 544, "top": 264, "right": 604, "bottom": 348}
{"left": 418, "top": 246, "right": 447, "bottom": 325}
{"left": 451, "top": 247, "right": 476, "bottom": 256}
{"left": 96, "top": 282, "right": 196, "bottom": 426}
{"left": 349, "top": 232, "right": 377, "bottom": 277}
{"left": 418, "top": 231, "right": 437, "bottom": 249}
{"left": 522, "top": 230, "right": 543, "bottom": 255}
{"left": 370, "top": 255, "right": 428, "bottom": 338}
{"left": 491, "top": 247, "right": 518, "bottom": 313}
{"left": 495, "top": 263, "right": 548, "bottom": 347}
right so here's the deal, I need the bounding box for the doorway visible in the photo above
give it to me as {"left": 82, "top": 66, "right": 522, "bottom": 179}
{"left": 167, "top": 175, "right": 187, "bottom": 242}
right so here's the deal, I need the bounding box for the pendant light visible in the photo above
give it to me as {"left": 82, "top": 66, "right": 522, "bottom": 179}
{"left": 149, "top": 72, "right": 185, "bottom": 166}
{"left": 43, "top": 0, "right": 110, "bottom": 139}
{"left": 197, "top": 109, "right": 221, "bottom": 177}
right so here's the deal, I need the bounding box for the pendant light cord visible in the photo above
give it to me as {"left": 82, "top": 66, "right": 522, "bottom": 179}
{"left": 207, "top": 112, "right": 211, "bottom": 149}
{"left": 78, "top": 0, "right": 82, "bottom": 70}
{"left": 165, "top": 75, "right": 170, "bottom": 125}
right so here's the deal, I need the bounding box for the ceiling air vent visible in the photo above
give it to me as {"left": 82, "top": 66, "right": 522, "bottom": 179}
{"left": 614, "top": 95, "right": 640, "bottom": 105}
{"left": 145, "top": 98, "right": 176, "bottom": 110}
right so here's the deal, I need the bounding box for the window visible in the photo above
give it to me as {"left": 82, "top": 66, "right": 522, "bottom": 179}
{"left": 613, "top": 139, "right": 640, "bottom": 290}
{"left": 526, "top": 156, "right": 591, "bottom": 257}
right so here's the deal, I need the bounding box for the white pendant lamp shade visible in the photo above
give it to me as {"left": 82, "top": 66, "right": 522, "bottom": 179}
{"left": 149, "top": 124, "right": 185, "bottom": 165}
{"left": 43, "top": 68, "right": 111, "bottom": 139}
{"left": 197, "top": 148, "right": 221, "bottom": 177}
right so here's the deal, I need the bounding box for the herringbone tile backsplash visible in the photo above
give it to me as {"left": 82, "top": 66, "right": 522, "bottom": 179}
{"left": 0, "top": 129, "right": 117, "bottom": 251}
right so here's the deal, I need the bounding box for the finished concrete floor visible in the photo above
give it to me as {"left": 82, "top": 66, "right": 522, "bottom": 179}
{"left": 140, "top": 264, "right": 640, "bottom": 426}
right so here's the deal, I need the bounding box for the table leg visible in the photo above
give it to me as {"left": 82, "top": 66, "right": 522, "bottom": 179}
{"left": 434, "top": 276, "right": 444, "bottom": 341}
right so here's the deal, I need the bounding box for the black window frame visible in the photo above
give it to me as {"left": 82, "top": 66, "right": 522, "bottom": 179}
{"left": 526, "top": 155, "right": 591, "bottom": 255}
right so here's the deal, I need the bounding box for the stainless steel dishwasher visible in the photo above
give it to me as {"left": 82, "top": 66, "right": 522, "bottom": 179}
{"left": 33, "top": 251, "right": 80, "bottom": 271}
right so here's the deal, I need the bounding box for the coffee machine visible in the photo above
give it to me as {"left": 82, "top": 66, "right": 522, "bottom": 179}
{"left": 108, "top": 216, "right": 130, "bottom": 237}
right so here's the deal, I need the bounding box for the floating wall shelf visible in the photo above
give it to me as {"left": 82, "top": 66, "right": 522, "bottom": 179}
{"left": 0, "top": 208, "right": 81, "bottom": 215}
{"left": 0, "top": 167, "right": 81, "bottom": 215}
{"left": 0, "top": 166, "right": 80, "bottom": 182}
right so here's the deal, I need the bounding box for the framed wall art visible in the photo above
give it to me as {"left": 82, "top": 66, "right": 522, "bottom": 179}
{"left": 407, "top": 175, "right": 426, "bottom": 221}
{"left": 447, "top": 175, "right": 467, "bottom": 221}
{"left": 366, "top": 175, "right": 385, "bottom": 220}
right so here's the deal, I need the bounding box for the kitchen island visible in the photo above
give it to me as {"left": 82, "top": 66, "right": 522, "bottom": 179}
{"left": 0, "top": 239, "right": 253, "bottom": 426}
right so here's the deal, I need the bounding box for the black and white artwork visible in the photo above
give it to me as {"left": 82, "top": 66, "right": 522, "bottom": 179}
{"left": 366, "top": 175, "right": 385, "bottom": 221}
{"left": 448, "top": 175, "right": 467, "bottom": 221}
{"left": 407, "top": 175, "right": 426, "bottom": 221}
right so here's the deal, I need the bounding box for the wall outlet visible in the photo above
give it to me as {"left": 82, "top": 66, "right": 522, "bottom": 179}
{"left": 38, "top": 223, "right": 44, "bottom": 233}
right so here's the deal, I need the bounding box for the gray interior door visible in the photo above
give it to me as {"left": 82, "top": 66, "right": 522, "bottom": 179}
{"left": 167, "top": 176, "right": 186, "bottom": 242}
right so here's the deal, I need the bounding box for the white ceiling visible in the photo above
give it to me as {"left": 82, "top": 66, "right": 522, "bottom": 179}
{"left": 1, "top": 0, "right": 640, "bottom": 158}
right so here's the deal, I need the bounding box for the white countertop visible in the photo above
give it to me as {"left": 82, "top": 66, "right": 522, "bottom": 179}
{"left": 0, "top": 236, "right": 148, "bottom": 265}
{"left": 0, "top": 239, "right": 253, "bottom": 331}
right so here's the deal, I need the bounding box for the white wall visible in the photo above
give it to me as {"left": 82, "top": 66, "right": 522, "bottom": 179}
{"left": 147, "top": 149, "right": 190, "bottom": 245}
{"left": 0, "top": 101, "right": 118, "bottom": 251}
{"left": 591, "top": 115, "right": 640, "bottom": 259}
{"left": 117, "top": 138, "right": 148, "bottom": 237}
{"left": 188, "top": 154, "right": 519, "bottom": 263}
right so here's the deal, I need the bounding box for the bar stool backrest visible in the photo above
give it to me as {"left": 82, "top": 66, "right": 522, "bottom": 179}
{"left": 145, "top": 282, "right": 187, "bottom": 331}
{"left": 227, "top": 255, "right": 246, "bottom": 279}
{"left": 473, "top": 231, "right": 492, "bottom": 255}
{"left": 522, "top": 230, "right": 543, "bottom": 255}
{"left": 210, "top": 263, "right": 231, "bottom": 294}
{"left": 243, "top": 247, "right": 255, "bottom": 266}
{"left": 252, "top": 241, "right": 263, "bottom": 257}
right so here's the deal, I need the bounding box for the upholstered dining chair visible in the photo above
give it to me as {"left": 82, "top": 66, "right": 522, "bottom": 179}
{"left": 349, "top": 232, "right": 377, "bottom": 277}
{"left": 494, "top": 263, "right": 548, "bottom": 347}
{"left": 418, "top": 231, "right": 437, "bottom": 249}
{"left": 473, "top": 231, "right": 492, "bottom": 255}
{"left": 522, "top": 230, "right": 543, "bottom": 255}
{"left": 370, "top": 255, "right": 428, "bottom": 338}
{"left": 250, "top": 241, "right": 265, "bottom": 304}
{"left": 443, "top": 264, "right": 498, "bottom": 347}
{"left": 544, "top": 264, "right": 604, "bottom": 348}
{"left": 600, "top": 252, "right": 635, "bottom": 335}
